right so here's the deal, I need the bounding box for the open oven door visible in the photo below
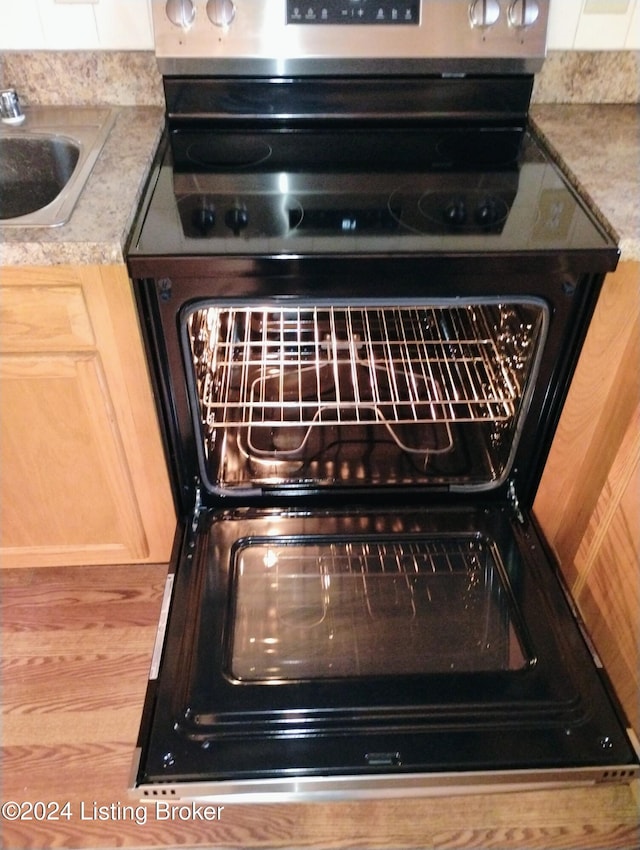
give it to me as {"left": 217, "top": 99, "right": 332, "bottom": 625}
{"left": 131, "top": 500, "right": 639, "bottom": 802}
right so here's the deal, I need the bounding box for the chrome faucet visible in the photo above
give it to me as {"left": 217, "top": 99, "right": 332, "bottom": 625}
{"left": 0, "top": 89, "right": 25, "bottom": 124}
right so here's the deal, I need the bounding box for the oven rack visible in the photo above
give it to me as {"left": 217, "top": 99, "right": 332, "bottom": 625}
{"left": 189, "top": 305, "right": 527, "bottom": 438}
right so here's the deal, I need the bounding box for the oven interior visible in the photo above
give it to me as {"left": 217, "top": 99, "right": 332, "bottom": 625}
{"left": 185, "top": 299, "right": 546, "bottom": 492}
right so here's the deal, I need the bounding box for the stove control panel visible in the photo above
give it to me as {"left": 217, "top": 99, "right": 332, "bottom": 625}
{"left": 286, "top": 1, "right": 420, "bottom": 25}
{"left": 153, "top": 0, "right": 550, "bottom": 74}
{"left": 172, "top": 166, "right": 520, "bottom": 242}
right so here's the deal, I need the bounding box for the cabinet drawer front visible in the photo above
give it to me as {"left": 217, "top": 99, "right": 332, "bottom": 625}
{"left": 0, "top": 285, "right": 95, "bottom": 352}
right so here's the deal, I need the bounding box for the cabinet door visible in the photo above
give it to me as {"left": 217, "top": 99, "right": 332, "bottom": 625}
{"left": 0, "top": 265, "right": 174, "bottom": 567}
{"left": 572, "top": 406, "right": 640, "bottom": 734}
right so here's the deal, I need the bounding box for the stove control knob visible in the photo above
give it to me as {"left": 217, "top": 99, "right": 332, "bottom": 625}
{"left": 165, "top": 0, "right": 195, "bottom": 30}
{"left": 475, "top": 197, "right": 499, "bottom": 226}
{"left": 468, "top": 0, "right": 500, "bottom": 28}
{"left": 207, "top": 0, "right": 236, "bottom": 27}
{"left": 444, "top": 199, "right": 467, "bottom": 226}
{"left": 225, "top": 205, "right": 249, "bottom": 235}
{"left": 507, "top": 0, "right": 540, "bottom": 28}
{"left": 191, "top": 205, "right": 216, "bottom": 236}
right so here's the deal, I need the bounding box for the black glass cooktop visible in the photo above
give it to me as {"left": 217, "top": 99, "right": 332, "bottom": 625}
{"left": 130, "top": 128, "right": 615, "bottom": 258}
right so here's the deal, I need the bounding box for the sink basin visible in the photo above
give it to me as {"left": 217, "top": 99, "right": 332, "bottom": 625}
{"left": 0, "top": 106, "right": 116, "bottom": 228}
{"left": 0, "top": 136, "right": 80, "bottom": 219}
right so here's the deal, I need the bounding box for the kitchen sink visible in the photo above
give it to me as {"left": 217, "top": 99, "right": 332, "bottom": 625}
{"left": 0, "top": 136, "right": 80, "bottom": 219}
{"left": 0, "top": 106, "right": 116, "bottom": 227}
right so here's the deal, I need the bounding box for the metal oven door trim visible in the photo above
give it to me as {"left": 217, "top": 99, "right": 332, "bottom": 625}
{"left": 130, "top": 761, "right": 640, "bottom": 804}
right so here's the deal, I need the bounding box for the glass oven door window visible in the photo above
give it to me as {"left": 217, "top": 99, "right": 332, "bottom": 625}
{"left": 229, "top": 534, "right": 532, "bottom": 680}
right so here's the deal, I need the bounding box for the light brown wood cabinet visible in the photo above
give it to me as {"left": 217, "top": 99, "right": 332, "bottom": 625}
{"left": 0, "top": 264, "right": 175, "bottom": 568}
{"left": 534, "top": 260, "right": 640, "bottom": 734}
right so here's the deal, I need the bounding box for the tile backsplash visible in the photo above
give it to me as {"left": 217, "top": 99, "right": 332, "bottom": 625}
{"left": 1, "top": 0, "right": 153, "bottom": 50}
{"left": 0, "top": 0, "right": 639, "bottom": 51}
{"left": 548, "top": 0, "right": 639, "bottom": 49}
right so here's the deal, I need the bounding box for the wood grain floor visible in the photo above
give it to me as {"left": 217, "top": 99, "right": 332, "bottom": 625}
{"left": 1, "top": 563, "right": 638, "bottom": 850}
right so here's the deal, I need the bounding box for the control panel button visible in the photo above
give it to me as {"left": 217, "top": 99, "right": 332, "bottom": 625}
{"left": 165, "top": 0, "right": 196, "bottom": 30}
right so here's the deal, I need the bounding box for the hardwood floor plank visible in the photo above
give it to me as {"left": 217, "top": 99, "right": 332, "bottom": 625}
{"left": 2, "top": 627, "right": 158, "bottom": 657}
{"left": 1, "top": 743, "right": 135, "bottom": 797}
{"left": 0, "top": 563, "right": 166, "bottom": 589}
{"left": 2, "top": 596, "right": 164, "bottom": 631}
{"left": 2, "top": 653, "right": 151, "bottom": 695}
{"left": 429, "top": 825, "right": 640, "bottom": 849}
{"left": 2, "top": 707, "right": 141, "bottom": 747}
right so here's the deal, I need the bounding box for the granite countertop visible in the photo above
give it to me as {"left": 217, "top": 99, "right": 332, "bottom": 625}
{"left": 0, "top": 106, "right": 164, "bottom": 266}
{"left": 531, "top": 103, "right": 640, "bottom": 262}
{"left": 1, "top": 103, "right": 638, "bottom": 267}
